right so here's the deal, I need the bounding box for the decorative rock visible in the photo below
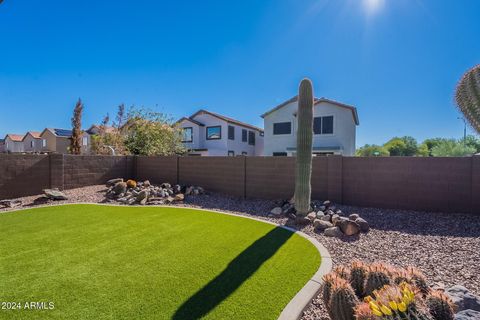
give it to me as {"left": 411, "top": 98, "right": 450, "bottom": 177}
{"left": 161, "top": 183, "right": 171, "bottom": 189}
{"left": 143, "top": 180, "right": 151, "bottom": 187}
{"left": 295, "top": 216, "right": 311, "bottom": 225}
{"left": 330, "top": 205, "right": 337, "bottom": 212}
{"left": 270, "top": 207, "right": 283, "bottom": 216}
{"left": 335, "top": 210, "right": 342, "bottom": 215}
{"left": 174, "top": 193, "right": 185, "bottom": 202}
{"left": 355, "top": 217, "right": 370, "bottom": 233}
{"left": 43, "top": 188, "right": 68, "bottom": 200}
{"left": 193, "top": 189, "right": 199, "bottom": 196}
{"left": 323, "top": 200, "right": 331, "bottom": 207}
{"left": 197, "top": 187, "right": 205, "bottom": 194}
{"left": 331, "top": 214, "right": 341, "bottom": 225}
{"left": 339, "top": 220, "right": 361, "bottom": 236}
{"left": 165, "top": 196, "right": 175, "bottom": 204}
{"left": 446, "top": 286, "right": 480, "bottom": 312}
{"left": 319, "top": 205, "right": 326, "bottom": 211}
{"left": 349, "top": 213, "right": 360, "bottom": 221}
{"left": 0, "top": 199, "right": 23, "bottom": 208}
{"left": 324, "top": 226, "right": 343, "bottom": 237}
{"left": 320, "top": 214, "right": 332, "bottom": 222}
{"left": 307, "top": 212, "right": 317, "bottom": 222}
{"left": 185, "top": 186, "right": 193, "bottom": 196}
{"left": 126, "top": 179, "right": 137, "bottom": 189}
{"left": 113, "top": 182, "right": 127, "bottom": 195}
{"left": 316, "top": 211, "right": 325, "bottom": 218}
{"left": 455, "top": 310, "right": 480, "bottom": 320}
{"left": 313, "top": 219, "right": 333, "bottom": 231}
{"left": 174, "top": 185, "right": 182, "bottom": 194}
{"left": 136, "top": 190, "right": 149, "bottom": 202}
{"left": 106, "top": 178, "right": 123, "bottom": 186}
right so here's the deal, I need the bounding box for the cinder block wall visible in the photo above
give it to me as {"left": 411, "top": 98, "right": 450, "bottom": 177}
{"left": 1, "top": 154, "right": 479, "bottom": 214}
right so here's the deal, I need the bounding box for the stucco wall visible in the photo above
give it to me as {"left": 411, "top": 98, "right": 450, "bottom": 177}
{"left": 263, "top": 100, "right": 357, "bottom": 156}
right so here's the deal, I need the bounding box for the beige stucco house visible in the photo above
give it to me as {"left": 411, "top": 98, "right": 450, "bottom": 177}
{"left": 22, "top": 131, "right": 43, "bottom": 153}
{"left": 4, "top": 134, "right": 25, "bottom": 153}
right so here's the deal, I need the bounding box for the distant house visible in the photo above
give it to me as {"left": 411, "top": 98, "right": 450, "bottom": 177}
{"left": 39, "top": 128, "right": 90, "bottom": 154}
{"left": 22, "top": 131, "right": 43, "bottom": 153}
{"left": 4, "top": 134, "right": 25, "bottom": 153}
{"left": 261, "top": 96, "right": 359, "bottom": 156}
{"left": 177, "top": 109, "right": 264, "bottom": 156}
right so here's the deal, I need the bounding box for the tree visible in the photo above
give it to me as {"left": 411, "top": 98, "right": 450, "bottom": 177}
{"left": 70, "top": 98, "right": 83, "bottom": 155}
{"left": 464, "top": 135, "right": 480, "bottom": 153}
{"left": 355, "top": 144, "right": 389, "bottom": 157}
{"left": 384, "top": 136, "right": 418, "bottom": 156}
{"left": 113, "top": 104, "right": 126, "bottom": 129}
{"left": 422, "top": 138, "right": 448, "bottom": 156}
{"left": 123, "top": 107, "right": 186, "bottom": 156}
{"left": 431, "top": 139, "right": 476, "bottom": 157}
{"left": 416, "top": 143, "right": 430, "bottom": 157}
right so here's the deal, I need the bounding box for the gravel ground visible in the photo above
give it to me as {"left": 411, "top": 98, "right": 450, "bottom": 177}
{"left": 2, "top": 185, "right": 479, "bottom": 320}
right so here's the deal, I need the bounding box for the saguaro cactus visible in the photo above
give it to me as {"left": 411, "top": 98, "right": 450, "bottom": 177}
{"left": 294, "top": 78, "right": 314, "bottom": 217}
{"left": 456, "top": 64, "right": 480, "bottom": 133}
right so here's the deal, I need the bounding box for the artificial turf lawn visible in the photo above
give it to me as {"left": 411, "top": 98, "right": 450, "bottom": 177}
{"left": 0, "top": 204, "right": 321, "bottom": 320}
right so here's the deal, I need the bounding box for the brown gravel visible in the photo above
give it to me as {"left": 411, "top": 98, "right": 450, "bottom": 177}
{"left": 2, "top": 185, "right": 479, "bottom": 320}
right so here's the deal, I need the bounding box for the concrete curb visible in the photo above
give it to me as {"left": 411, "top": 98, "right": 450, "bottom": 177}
{"left": 2, "top": 202, "right": 333, "bottom": 320}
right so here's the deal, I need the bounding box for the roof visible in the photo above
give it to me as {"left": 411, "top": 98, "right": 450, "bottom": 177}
{"left": 261, "top": 96, "right": 360, "bottom": 125}
{"left": 41, "top": 128, "right": 73, "bottom": 138}
{"left": 5, "top": 134, "right": 25, "bottom": 142}
{"left": 186, "top": 109, "right": 264, "bottom": 132}
{"left": 22, "top": 131, "right": 42, "bottom": 141}
{"left": 176, "top": 117, "right": 205, "bottom": 127}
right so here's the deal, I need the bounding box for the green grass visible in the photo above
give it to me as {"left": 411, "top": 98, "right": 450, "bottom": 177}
{"left": 0, "top": 204, "right": 320, "bottom": 320}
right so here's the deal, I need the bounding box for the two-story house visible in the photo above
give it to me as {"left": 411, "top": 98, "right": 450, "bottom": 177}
{"left": 177, "top": 109, "right": 264, "bottom": 156}
{"left": 4, "top": 134, "right": 25, "bottom": 153}
{"left": 262, "top": 96, "right": 359, "bottom": 156}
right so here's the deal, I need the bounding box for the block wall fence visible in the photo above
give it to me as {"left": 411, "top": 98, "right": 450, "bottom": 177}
{"left": 1, "top": 154, "right": 479, "bottom": 214}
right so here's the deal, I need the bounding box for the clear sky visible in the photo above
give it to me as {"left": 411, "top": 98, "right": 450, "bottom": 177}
{"left": 1, "top": 0, "right": 479, "bottom": 146}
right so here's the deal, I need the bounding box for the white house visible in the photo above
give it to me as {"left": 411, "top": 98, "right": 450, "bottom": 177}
{"left": 177, "top": 109, "right": 264, "bottom": 156}
{"left": 4, "top": 134, "right": 25, "bottom": 153}
{"left": 261, "top": 96, "right": 359, "bottom": 156}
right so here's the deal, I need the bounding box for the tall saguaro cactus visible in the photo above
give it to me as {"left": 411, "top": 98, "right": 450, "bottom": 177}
{"left": 294, "top": 78, "right": 314, "bottom": 217}
{"left": 456, "top": 64, "right": 480, "bottom": 133}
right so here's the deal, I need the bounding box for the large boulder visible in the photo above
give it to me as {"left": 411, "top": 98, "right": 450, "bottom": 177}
{"left": 339, "top": 220, "right": 361, "bottom": 236}
{"left": 0, "top": 199, "right": 23, "bottom": 208}
{"left": 43, "top": 189, "right": 68, "bottom": 200}
{"left": 455, "top": 310, "right": 480, "bottom": 320}
{"left": 113, "top": 182, "right": 127, "bottom": 195}
{"left": 136, "top": 190, "right": 149, "bottom": 204}
{"left": 106, "top": 178, "right": 123, "bottom": 187}
{"left": 313, "top": 219, "right": 333, "bottom": 231}
{"left": 446, "top": 286, "right": 480, "bottom": 312}
{"left": 324, "top": 226, "right": 343, "bottom": 237}
{"left": 174, "top": 193, "right": 185, "bottom": 202}
{"left": 349, "top": 213, "right": 360, "bottom": 221}
{"left": 307, "top": 212, "right": 317, "bottom": 222}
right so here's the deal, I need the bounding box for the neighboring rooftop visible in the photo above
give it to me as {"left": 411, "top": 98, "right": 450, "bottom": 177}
{"left": 42, "top": 128, "right": 73, "bottom": 138}
{"left": 5, "top": 134, "right": 25, "bottom": 142}
{"left": 180, "top": 109, "right": 264, "bottom": 132}
{"left": 261, "top": 95, "right": 360, "bottom": 125}
{"left": 22, "top": 131, "right": 42, "bottom": 140}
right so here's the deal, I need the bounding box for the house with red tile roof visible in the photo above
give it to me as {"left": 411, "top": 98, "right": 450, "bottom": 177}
{"left": 22, "top": 131, "right": 43, "bottom": 153}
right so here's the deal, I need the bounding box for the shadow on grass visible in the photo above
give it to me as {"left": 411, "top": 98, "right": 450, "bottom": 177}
{"left": 172, "top": 227, "right": 294, "bottom": 320}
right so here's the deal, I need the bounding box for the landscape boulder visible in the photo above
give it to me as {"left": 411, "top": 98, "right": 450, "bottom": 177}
{"left": 355, "top": 217, "right": 370, "bottom": 232}
{"left": 113, "top": 182, "right": 127, "bottom": 195}
{"left": 324, "top": 226, "right": 343, "bottom": 237}
{"left": 307, "top": 212, "right": 317, "bottom": 222}
{"left": 106, "top": 178, "right": 123, "bottom": 187}
{"left": 270, "top": 207, "right": 282, "bottom": 216}
{"left": 43, "top": 189, "right": 68, "bottom": 200}
{"left": 446, "top": 286, "right": 480, "bottom": 312}
{"left": 455, "top": 310, "right": 480, "bottom": 320}
{"left": 349, "top": 213, "right": 360, "bottom": 221}
{"left": 0, "top": 199, "right": 22, "bottom": 208}
{"left": 314, "top": 219, "right": 333, "bottom": 231}
{"left": 339, "top": 220, "right": 361, "bottom": 236}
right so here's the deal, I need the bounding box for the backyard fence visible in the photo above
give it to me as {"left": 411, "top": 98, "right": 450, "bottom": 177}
{"left": 1, "top": 154, "right": 479, "bottom": 214}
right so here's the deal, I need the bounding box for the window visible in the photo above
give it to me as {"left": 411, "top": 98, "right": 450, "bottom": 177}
{"left": 313, "top": 116, "right": 334, "bottom": 134}
{"left": 273, "top": 122, "right": 291, "bottom": 135}
{"left": 241, "top": 151, "right": 248, "bottom": 155}
{"left": 273, "top": 152, "right": 288, "bottom": 156}
{"left": 31, "top": 140, "right": 34, "bottom": 148}
{"left": 248, "top": 131, "right": 255, "bottom": 145}
{"left": 242, "top": 129, "right": 247, "bottom": 142}
{"left": 206, "top": 126, "right": 221, "bottom": 140}
{"left": 228, "top": 125, "right": 235, "bottom": 140}
{"left": 260, "top": 131, "right": 264, "bottom": 136}
{"left": 82, "top": 136, "right": 88, "bottom": 146}
{"left": 182, "top": 127, "right": 193, "bottom": 142}
{"left": 228, "top": 150, "right": 235, "bottom": 156}
{"left": 42, "top": 139, "right": 46, "bottom": 147}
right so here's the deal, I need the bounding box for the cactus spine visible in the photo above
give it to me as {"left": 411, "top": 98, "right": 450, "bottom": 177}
{"left": 364, "top": 264, "right": 392, "bottom": 297}
{"left": 426, "top": 291, "right": 455, "bottom": 320}
{"left": 328, "top": 278, "right": 359, "bottom": 320}
{"left": 456, "top": 64, "right": 480, "bottom": 133}
{"left": 294, "top": 78, "right": 314, "bottom": 217}
{"left": 350, "top": 260, "right": 367, "bottom": 298}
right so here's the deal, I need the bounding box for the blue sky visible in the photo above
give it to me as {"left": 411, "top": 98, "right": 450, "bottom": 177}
{"left": 0, "top": 0, "right": 479, "bottom": 146}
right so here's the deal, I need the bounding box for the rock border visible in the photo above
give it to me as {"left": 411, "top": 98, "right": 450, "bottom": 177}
{"left": 2, "top": 203, "right": 332, "bottom": 320}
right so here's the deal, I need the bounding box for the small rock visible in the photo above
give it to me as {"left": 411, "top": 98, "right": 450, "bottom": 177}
{"left": 316, "top": 211, "right": 325, "bottom": 218}
{"left": 193, "top": 189, "right": 199, "bottom": 196}
{"left": 349, "top": 213, "right": 360, "bottom": 221}
{"left": 174, "top": 193, "right": 185, "bottom": 202}
{"left": 320, "top": 215, "right": 332, "bottom": 222}
{"left": 161, "top": 183, "right": 171, "bottom": 189}
{"left": 307, "top": 212, "right": 317, "bottom": 222}
{"left": 0, "top": 199, "right": 23, "bottom": 208}
{"left": 314, "top": 219, "right": 333, "bottom": 231}
{"left": 197, "top": 187, "right": 205, "bottom": 194}
{"left": 43, "top": 188, "right": 68, "bottom": 200}
{"left": 324, "top": 226, "right": 343, "bottom": 237}
{"left": 174, "top": 185, "right": 182, "bottom": 194}
{"left": 331, "top": 214, "right": 341, "bottom": 225}
{"left": 126, "top": 179, "right": 137, "bottom": 189}
{"left": 446, "top": 286, "right": 480, "bottom": 312}
{"left": 295, "top": 216, "right": 311, "bottom": 225}
{"left": 355, "top": 217, "right": 370, "bottom": 233}
{"left": 270, "top": 207, "right": 283, "bottom": 216}
{"left": 185, "top": 186, "right": 193, "bottom": 196}
{"left": 165, "top": 196, "right": 175, "bottom": 204}
{"left": 323, "top": 200, "right": 331, "bottom": 207}
{"left": 339, "top": 220, "right": 361, "bottom": 236}
{"left": 335, "top": 210, "right": 342, "bottom": 215}
{"left": 106, "top": 178, "right": 123, "bottom": 186}
{"left": 319, "top": 205, "right": 326, "bottom": 211}
{"left": 143, "top": 180, "right": 151, "bottom": 187}
{"left": 136, "top": 190, "right": 149, "bottom": 203}
{"left": 330, "top": 205, "right": 337, "bottom": 212}
{"left": 455, "top": 310, "right": 480, "bottom": 320}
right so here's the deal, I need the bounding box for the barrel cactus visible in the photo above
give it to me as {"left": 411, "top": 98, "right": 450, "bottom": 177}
{"left": 328, "top": 277, "right": 359, "bottom": 320}
{"left": 426, "top": 291, "right": 455, "bottom": 320}
{"left": 456, "top": 64, "right": 480, "bottom": 133}
{"left": 294, "top": 78, "right": 314, "bottom": 217}
{"left": 364, "top": 263, "right": 392, "bottom": 297}
{"left": 350, "top": 260, "right": 367, "bottom": 298}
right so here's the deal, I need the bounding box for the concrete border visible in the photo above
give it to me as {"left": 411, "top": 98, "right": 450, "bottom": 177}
{"left": 1, "top": 203, "right": 332, "bottom": 320}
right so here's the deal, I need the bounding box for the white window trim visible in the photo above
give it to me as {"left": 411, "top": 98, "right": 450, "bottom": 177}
{"left": 82, "top": 136, "right": 88, "bottom": 146}
{"left": 313, "top": 114, "right": 336, "bottom": 137}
